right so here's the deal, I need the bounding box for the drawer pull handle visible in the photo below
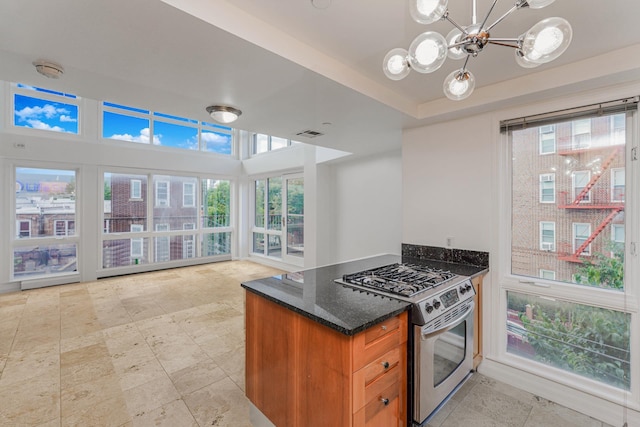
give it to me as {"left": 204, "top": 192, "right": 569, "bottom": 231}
{"left": 381, "top": 361, "right": 390, "bottom": 369}
{"left": 380, "top": 397, "right": 389, "bottom": 406}
{"left": 381, "top": 325, "right": 387, "bottom": 331}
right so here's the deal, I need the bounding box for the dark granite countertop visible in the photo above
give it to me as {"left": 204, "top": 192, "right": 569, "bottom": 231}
{"left": 241, "top": 254, "right": 488, "bottom": 336}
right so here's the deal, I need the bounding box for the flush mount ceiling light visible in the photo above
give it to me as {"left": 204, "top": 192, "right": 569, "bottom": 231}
{"left": 33, "top": 60, "right": 64, "bottom": 79}
{"left": 206, "top": 105, "right": 242, "bottom": 124}
{"left": 383, "top": 0, "right": 572, "bottom": 101}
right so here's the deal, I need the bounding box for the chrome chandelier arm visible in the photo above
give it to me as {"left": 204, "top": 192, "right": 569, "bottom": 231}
{"left": 487, "top": 39, "right": 521, "bottom": 49}
{"left": 444, "top": 12, "right": 469, "bottom": 35}
{"left": 479, "top": 0, "right": 499, "bottom": 32}
{"left": 486, "top": 4, "right": 519, "bottom": 32}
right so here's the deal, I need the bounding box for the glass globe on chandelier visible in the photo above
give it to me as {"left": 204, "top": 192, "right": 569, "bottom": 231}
{"left": 383, "top": 0, "right": 572, "bottom": 100}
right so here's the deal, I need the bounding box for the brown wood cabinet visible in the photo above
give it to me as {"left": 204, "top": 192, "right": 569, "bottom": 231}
{"left": 472, "top": 275, "right": 483, "bottom": 368}
{"left": 246, "top": 291, "right": 408, "bottom": 427}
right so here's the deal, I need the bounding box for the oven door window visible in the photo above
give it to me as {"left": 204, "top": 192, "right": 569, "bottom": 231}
{"left": 433, "top": 320, "right": 467, "bottom": 386}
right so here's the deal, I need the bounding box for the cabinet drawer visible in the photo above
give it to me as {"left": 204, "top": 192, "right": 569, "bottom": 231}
{"left": 364, "top": 315, "right": 400, "bottom": 345}
{"left": 358, "top": 347, "right": 400, "bottom": 387}
{"left": 353, "top": 378, "right": 400, "bottom": 427}
{"left": 353, "top": 362, "right": 400, "bottom": 411}
{"left": 353, "top": 313, "right": 406, "bottom": 371}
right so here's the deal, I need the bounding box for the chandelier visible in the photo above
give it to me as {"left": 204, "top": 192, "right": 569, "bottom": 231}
{"left": 383, "top": 0, "right": 572, "bottom": 100}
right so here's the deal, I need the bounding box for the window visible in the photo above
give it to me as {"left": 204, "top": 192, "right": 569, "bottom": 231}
{"left": 611, "top": 224, "right": 624, "bottom": 255}
{"left": 539, "top": 125, "right": 555, "bottom": 154}
{"left": 251, "top": 133, "right": 299, "bottom": 155}
{"left": 154, "top": 224, "right": 170, "bottom": 262}
{"left": 155, "top": 181, "right": 170, "bottom": 207}
{"left": 539, "top": 222, "right": 555, "bottom": 251}
{"left": 16, "top": 220, "right": 31, "bottom": 238}
{"left": 130, "top": 179, "right": 142, "bottom": 199}
{"left": 202, "top": 179, "right": 230, "bottom": 228}
{"left": 183, "top": 182, "right": 195, "bottom": 207}
{"left": 102, "top": 102, "right": 234, "bottom": 155}
{"left": 13, "top": 84, "right": 79, "bottom": 134}
{"left": 102, "top": 171, "right": 228, "bottom": 270}
{"left": 539, "top": 270, "right": 555, "bottom": 280}
{"left": 539, "top": 174, "right": 555, "bottom": 203}
{"left": 573, "top": 223, "right": 591, "bottom": 256}
{"left": 130, "top": 224, "right": 144, "bottom": 258}
{"left": 13, "top": 167, "right": 78, "bottom": 280}
{"left": 572, "top": 170, "right": 591, "bottom": 203}
{"left": 54, "top": 220, "right": 75, "bottom": 236}
{"left": 611, "top": 168, "right": 625, "bottom": 202}
{"left": 572, "top": 119, "right": 591, "bottom": 149}
{"left": 503, "top": 100, "right": 635, "bottom": 394}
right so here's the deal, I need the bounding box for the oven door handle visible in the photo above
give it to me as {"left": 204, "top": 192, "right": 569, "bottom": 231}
{"left": 420, "top": 301, "right": 474, "bottom": 340}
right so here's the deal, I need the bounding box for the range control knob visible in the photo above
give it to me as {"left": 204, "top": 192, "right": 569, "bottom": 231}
{"left": 425, "top": 303, "right": 433, "bottom": 313}
{"left": 459, "top": 285, "right": 467, "bottom": 294}
{"left": 433, "top": 299, "right": 441, "bottom": 309}
{"left": 466, "top": 284, "right": 473, "bottom": 293}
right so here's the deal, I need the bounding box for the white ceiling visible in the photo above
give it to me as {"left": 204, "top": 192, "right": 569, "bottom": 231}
{"left": 1, "top": 0, "right": 639, "bottom": 156}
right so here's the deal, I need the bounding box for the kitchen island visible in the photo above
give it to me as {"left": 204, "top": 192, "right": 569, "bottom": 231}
{"left": 242, "top": 253, "right": 488, "bottom": 427}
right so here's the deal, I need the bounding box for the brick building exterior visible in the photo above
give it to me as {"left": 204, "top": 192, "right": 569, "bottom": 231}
{"left": 511, "top": 114, "right": 625, "bottom": 283}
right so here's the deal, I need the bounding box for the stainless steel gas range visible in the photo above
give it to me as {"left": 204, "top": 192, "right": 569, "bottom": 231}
{"left": 337, "top": 262, "right": 476, "bottom": 426}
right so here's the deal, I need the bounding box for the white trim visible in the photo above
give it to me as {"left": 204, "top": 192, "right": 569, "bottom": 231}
{"left": 572, "top": 170, "right": 592, "bottom": 203}
{"left": 155, "top": 180, "right": 170, "bottom": 207}
{"left": 539, "top": 173, "right": 555, "bottom": 203}
{"left": 130, "top": 179, "right": 142, "bottom": 199}
{"left": 611, "top": 167, "right": 625, "bottom": 202}
{"left": 182, "top": 181, "right": 195, "bottom": 207}
{"left": 573, "top": 222, "right": 592, "bottom": 256}
{"left": 539, "top": 221, "right": 555, "bottom": 251}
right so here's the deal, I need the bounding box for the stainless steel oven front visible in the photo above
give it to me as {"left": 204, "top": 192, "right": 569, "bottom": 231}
{"left": 413, "top": 300, "right": 474, "bottom": 425}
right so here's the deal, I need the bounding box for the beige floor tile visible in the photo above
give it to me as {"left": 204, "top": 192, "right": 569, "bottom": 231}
{"left": 61, "top": 372, "right": 123, "bottom": 413}
{"left": 123, "top": 376, "right": 181, "bottom": 418}
{"left": 0, "top": 341, "right": 59, "bottom": 385}
{"left": 0, "top": 372, "right": 60, "bottom": 425}
{"left": 524, "top": 399, "right": 603, "bottom": 427}
{"left": 457, "top": 382, "right": 533, "bottom": 426}
{"left": 60, "top": 329, "right": 106, "bottom": 353}
{"left": 130, "top": 398, "right": 198, "bottom": 427}
{"left": 112, "top": 348, "right": 167, "bottom": 391}
{"left": 168, "top": 358, "right": 227, "bottom": 395}
{"left": 61, "top": 394, "right": 131, "bottom": 427}
{"left": 183, "top": 376, "right": 252, "bottom": 427}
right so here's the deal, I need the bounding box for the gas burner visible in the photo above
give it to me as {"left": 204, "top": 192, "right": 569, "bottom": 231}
{"left": 341, "top": 263, "right": 456, "bottom": 298}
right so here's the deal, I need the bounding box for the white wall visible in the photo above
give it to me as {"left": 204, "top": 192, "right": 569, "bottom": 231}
{"left": 403, "top": 115, "right": 493, "bottom": 252}
{"left": 324, "top": 150, "right": 403, "bottom": 264}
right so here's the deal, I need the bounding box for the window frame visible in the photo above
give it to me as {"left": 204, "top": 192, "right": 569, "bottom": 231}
{"left": 539, "top": 173, "right": 555, "bottom": 203}
{"left": 572, "top": 170, "right": 592, "bottom": 203}
{"left": 539, "top": 125, "right": 556, "bottom": 155}
{"left": 611, "top": 168, "right": 625, "bottom": 202}
{"left": 539, "top": 221, "right": 556, "bottom": 251}
{"left": 130, "top": 179, "right": 142, "bottom": 199}
{"left": 155, "top": 180, "right": 170, "bottom": 207}
{"left": 130, "top": 224, "right": 144, "bottom": 258}
{"left": 572, "top": 222, "right": 592, "bottom": 256}
{"left": 183, "top": 182, "right": 195, "bottom": 207}
{"left": 497, "top": 100, "right": 637, "bottom": 403}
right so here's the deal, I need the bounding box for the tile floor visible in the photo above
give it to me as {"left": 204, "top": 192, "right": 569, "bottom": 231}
{"left": 0, "top": 261, "right": 614, "bottom": 426}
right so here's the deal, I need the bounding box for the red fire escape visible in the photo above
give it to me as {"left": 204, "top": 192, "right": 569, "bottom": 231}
{"left": 557, "top": 145, "right": 624, "bottom": 263}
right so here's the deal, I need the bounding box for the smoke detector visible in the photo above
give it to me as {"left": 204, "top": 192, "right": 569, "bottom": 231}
{"left": 33, "top": 60, "right": 64, "bottom": 79}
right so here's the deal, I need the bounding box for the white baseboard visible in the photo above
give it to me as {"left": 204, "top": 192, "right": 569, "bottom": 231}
{"left": 479, "top": 359, "right": 640, "bottom": 427}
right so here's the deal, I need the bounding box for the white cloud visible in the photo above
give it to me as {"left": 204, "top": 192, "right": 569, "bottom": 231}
{"left": 201, "top": 131, "right": 229, "bottom": 147}
{"left": 26, "top": 119, "right": 65, "bottom": 133}
{"left": 15, "top": 104, "right": 70, "bottom": 122}
{"left": 109, "top": 127, "right": 161, "bottom": 144}
{"left": 59, "top": 115, "right": 77, "bottom": 123}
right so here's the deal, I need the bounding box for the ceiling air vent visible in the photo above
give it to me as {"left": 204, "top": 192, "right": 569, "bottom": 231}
{"left": 295, "top": 129, "right": 324, "bottom": 139}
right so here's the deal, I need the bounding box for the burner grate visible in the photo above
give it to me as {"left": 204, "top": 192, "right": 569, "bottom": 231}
{"left": 342, "top": 263, "right": 456, "bottom": 297}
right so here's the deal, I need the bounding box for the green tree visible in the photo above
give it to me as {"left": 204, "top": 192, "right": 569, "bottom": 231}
{"left": 574, "top": 244, "right": 624, "bottom": 290}
{"left": 205, "top": 181, "right": 230, "bottom": 227}
{"left": 104, "top": 182, "right": 112, "bottom": 201}
{"left": 521, "top": 304, "right": 630, "bottom": 389}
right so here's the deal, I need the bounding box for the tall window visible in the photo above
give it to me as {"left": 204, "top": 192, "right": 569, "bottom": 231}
{"left": 13, "top": 167, "right": 78, "bottom": 280}
{"left": 572, "top": 170, "right": 591, "bottom": 203}
{"left": 611, "top": 168, "right": 625, "bottom": 202}
{"left": 503, "top": 102, "right": 634, "bottom": 393}
{"left": 539, "top": 221, "right": 555, "bottom": 251}
{"left": 573, "top": 223, "right": 591, "bottom": 255}
{"left": 539, "top": 125, "right": 555, "bottom": 154}
{"left": 572, "top": 118, "right": 591, "bottom": 149}
{"left": 102, "top": 171, "right": 231, "bottom": 270}
{"left": 539, "top": 173, "right": 555, "bottom": 203}
{"left": 252, "top": 133, "right": 299, "bottom": 155}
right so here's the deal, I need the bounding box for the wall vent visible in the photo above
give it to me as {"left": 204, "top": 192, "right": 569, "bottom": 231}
{"left": 295, "top": 129, "right": 324, "bottom": 138}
